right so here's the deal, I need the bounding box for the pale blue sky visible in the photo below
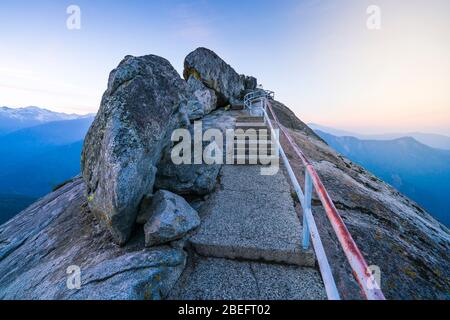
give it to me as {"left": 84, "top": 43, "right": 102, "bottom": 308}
{"left": 1, "top": 0, "right": 449, "bottom": 135}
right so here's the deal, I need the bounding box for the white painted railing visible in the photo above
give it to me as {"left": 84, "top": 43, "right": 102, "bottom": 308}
{"left": 243, "top": 90, "right": 386, "bottom": 300}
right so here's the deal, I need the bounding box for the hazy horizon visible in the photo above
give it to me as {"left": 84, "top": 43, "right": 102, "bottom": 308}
{"left": 308, "top": 122, "right": 450, "bottom": 138}
{"left": 1, "top": 0, "right": 449, "bottom": 135}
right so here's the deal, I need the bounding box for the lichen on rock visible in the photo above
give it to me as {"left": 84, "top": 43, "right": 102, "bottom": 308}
{"left": 142, "top": 190, "right": 201, "bottom": 247}
{"left": 185, "top": 76, "right": 218, "bottom": 120}
{"left": 81, "top": 54, "right": 190, "bottom": 245}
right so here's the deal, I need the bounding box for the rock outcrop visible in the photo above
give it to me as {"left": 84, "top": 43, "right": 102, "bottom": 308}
{"left": 183, "top": 47, "right": 256, "bottom": 106}
{"left": 81, "top": 54, "right": 189, "bottom": 245}
{"left": 142, "top": 190, "right": 200, "bottom": 247}
{"left": 155, "top": 104, "right": 232, "bottom": 196}
{"left": 0, "top": 178, "right": 186, "bottom": 300}
{"left": 186, "top": 76, "right": 218, "bottom": 120}
{"left": 155, "top": 146, "right": 221, "bottom": 196}
{"left": 241, "top": 75, "right": 258, "bottom": 92}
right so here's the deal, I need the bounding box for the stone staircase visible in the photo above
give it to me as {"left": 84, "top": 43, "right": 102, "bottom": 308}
{"left": 168, "top": 110, "right": 325, "bottom": 300}
{"left": 230, "top": 116, "right": 278, "bottom": 165}
{"left": 168, "top": 164, "right": 324, "bottom": 300}
{"left": 188, "top": 165, "right": 315, "bottom": 266}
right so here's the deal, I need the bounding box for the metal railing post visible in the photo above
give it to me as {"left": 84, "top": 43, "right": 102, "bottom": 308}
{"left": 303, "top": 169, "right": 312, "bottom": 249}
{"left": 264, "top": 98, "right": 268, "bottom": 123}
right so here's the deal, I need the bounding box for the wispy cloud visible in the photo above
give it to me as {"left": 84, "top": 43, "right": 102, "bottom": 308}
{"left": 171, "top": 1, "right": 215, "bottom": 41}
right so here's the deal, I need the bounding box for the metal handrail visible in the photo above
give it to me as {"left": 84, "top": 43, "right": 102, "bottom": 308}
{"left": 244, "top": 90, "right": 273, "bottom": 116}
{"left": 243, "top": 89, "right": 274, "bottom": 108}
{"left": 243, "top": 91, "right": 386, "bottom": 300}
{"left": 262, "top": 105, "right": 341, "bottom": 300}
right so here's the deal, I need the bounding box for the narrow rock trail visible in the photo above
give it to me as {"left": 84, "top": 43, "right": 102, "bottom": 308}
{"left": 169, "top": 164, "right": 326, "bottom": 299}
{"left": 191, "top": 165, "right": 315, "bottom": 266}
{"left": 168, "top": 109, "right": 327, "bottom": 300}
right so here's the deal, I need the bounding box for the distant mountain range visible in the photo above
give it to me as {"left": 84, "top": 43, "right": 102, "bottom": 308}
{"left": 0, "top": 106, "right": 94, "bottom": 136}
{"left": 1, "top": 107, "right": 449, "bottom": 228}
{"left": 0, "top": 107, "right": 95, "bottom": 224}
{"left": 313, "top": 128, "right": 450, "bottom": 227}
{"left": 309, "top": 123, "right": 450, "bottom": 150}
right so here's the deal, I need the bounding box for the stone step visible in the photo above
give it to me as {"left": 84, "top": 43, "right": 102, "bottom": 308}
{"left": 234, "top": 128, "right": 271, "bottom": 133}
{"left": 190, "top": 165, "right": 315, "bottom": 266}
{"left": 234, "top": 131, "right": 272, "bottom": 137}
{"left": 234, "top": 141, "right": 274, "bottom": 148}
{"left": 234, "top": 129, "right": 272, "bottom": 137}
{"left": 232, "top": 146, "right": 276, "bottom": 154}
{"left": 232, "top": 139, "right": 274, "bottom": 145}
{"left": 220, "top": 142, "right": 276, "bottom": 154}
{"left": 231, "top": 154, "right": 279, "bottom": 165}
{"left": 234, "top": 133, "right": 271, "bottom": 139}
{"left": 235, "top": 124, "right": 269, "bottom": 131}
{"left": 192, "top": 235, "right": 312, "bottom": 263}
{"left": 219, "top": 155, "right": 279, "bottom": 165}
{"left": 231, "top": 143, "right": 276, "bottom": 152}
{"left": 220, "top": 146, "right": 275, "bottom": 154}
{"left": 230, "top": 104, "right": 245, "bottom": 110}
{"left": 235, "top": 127, "right": 271, "bottom": 135}
{"left": 168, "top": 256, "right": 326, "bottom": 300}
{"left": 235, "top": 116, "right": 265, "bottom": 123}
{"left": 225, "top": 148, "right": 276, "bottom": 153}
{"left": 222, "top": 144, "right": 275, "bottom": 151}
{"left": 231, "top": 153, "right": 277, "bottom": 158}
{"left": 234, "top": 137, "right": 272, "bottom": 143}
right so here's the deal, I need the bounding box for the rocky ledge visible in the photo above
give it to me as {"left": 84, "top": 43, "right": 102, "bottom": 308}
{"left": 0, "top": 178, "right": 185, "bottom": 299}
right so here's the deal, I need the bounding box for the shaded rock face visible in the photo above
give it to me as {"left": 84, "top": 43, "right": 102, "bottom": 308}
{"left": 155, "top": 107, "right": 229, "bottom": 197}
{"left": 241, "top": 75, "right": 258, "bottom": 92}
{"left": 81, "top": 54, "right": 189, "bottom": 245}
{"left": 143, "top": 190, "right": 201, "bottom": 247}
{"left": 0, "top": 178, "right": 186, "bottom": 300}
{"left": 183, "top": 47, "right": 254, "bottom": 106}
{"left": 155, "top": 145, "right": 221, "bottom": 196}
{"left": 186, "top": 76, "right": 218, "bottom": 120}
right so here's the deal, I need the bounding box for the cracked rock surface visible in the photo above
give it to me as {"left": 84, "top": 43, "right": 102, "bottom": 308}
{"left": 0, "top": 178, "right": 186, "bottom": 300}
{"left": 269, "top": 99, "right": 450, "bottom": 300}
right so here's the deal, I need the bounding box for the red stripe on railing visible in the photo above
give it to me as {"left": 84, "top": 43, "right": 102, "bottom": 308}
{"left": 266, "top": 100, "right": 385, "bottom": 300}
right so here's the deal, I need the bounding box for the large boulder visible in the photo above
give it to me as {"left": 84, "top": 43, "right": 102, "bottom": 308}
{"left": 81, "top": 54, "right": 189, "bottom": 245}
{"left": 183, "top": 47, "right": 255, "bottom": 106}
{"left": 142, "top": 190, "right": 201, "bottom": 247}
{"left": 186, "top": 76, "right": 218, "bottom": 120}
{"left": 241, "top": 75, "right": 258, "bottom": 91}
{"left": 155, "top": 144, "right": 221, "bottom": 196}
